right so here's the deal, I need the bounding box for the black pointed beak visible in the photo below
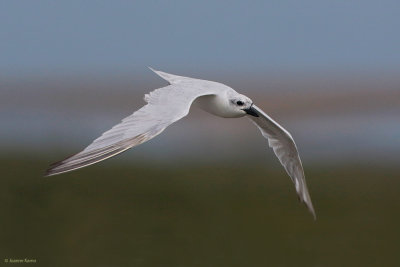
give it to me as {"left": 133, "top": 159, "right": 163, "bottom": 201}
{"left": 243, "top": 104, "right": 259, "bottom": 117}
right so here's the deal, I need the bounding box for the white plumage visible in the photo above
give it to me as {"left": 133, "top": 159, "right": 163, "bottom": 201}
{"left": 46, "top": 68, "right": 315, "bottom": 219}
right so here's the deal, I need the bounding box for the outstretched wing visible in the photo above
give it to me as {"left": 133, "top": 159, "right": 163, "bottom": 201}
{"left": 247, "top": 105, "right": 316, "bottom": 219}
{"left": 45, "top": 69, "right": 218, "bottom": 176}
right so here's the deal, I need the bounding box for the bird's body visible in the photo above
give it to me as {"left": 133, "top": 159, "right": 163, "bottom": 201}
{"left": 46, "top": 68, "right": 316, "bottom": 219}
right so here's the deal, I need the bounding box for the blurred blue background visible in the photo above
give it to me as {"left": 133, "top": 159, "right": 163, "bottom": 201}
{"left": 1, "top": 0, "right": 400, "bottom": 163}
{"left": 2, "top": 0, "right": 400, "bottom": 74}
{"left": 1, "top": 1, "right": 400, "bottom": 266}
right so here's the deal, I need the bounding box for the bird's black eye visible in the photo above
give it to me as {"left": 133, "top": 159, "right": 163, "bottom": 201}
{"left": 236, "top": 101, "right": 244, "bottom": 106}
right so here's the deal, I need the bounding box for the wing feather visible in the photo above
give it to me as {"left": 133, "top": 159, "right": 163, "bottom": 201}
{"left": 46, "top": 69, "right": 219, "bottom": 176}
{"left": 248, "top": 105, "right": 316, "bottom": 219}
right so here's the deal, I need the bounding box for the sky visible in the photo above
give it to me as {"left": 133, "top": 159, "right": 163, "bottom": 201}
{"left": 1, "top": 0, "right": 400, "bottom": 76}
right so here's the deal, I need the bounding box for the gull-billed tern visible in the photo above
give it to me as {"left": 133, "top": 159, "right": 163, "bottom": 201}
{"left": 46, "top": 68, "right": 315, "bottom": 219}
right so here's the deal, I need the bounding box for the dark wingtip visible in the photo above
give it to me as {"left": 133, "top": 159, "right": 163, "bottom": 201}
{"left": 310, "top": 208, "right": 317, "bottom": 221}
{"left": 44, "top": 158, "right": 68, "bottom": 177}
{"left": 44, "top": 166, "right": 59, "bottom": 177}
{"left": 305, "top": 201, "right": 317, "bottom": 221}
{"left": 298, "top": 194, "right": 316, "bottom": 220}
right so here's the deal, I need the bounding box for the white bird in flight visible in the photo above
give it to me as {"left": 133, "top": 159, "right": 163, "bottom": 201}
{"left": 46, "top": 68, "right": 315, "bottom": 219}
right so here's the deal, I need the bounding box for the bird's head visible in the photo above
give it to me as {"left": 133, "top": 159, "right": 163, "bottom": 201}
{"left": 229, "top": 94, "right": 259, "bottom": 117}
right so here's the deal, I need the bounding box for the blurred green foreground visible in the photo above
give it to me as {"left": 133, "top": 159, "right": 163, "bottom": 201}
{"left": 1, "top": 157, "right": 399, "bottom": 267}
